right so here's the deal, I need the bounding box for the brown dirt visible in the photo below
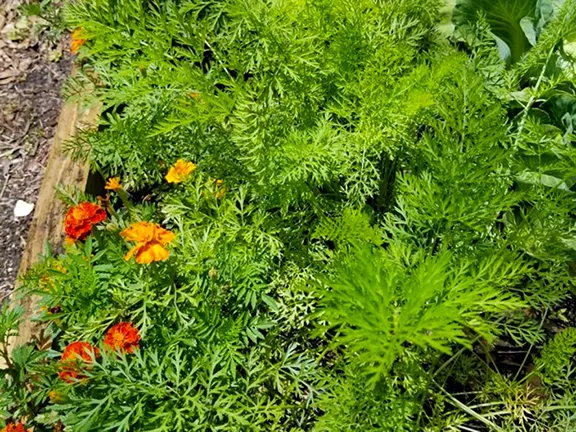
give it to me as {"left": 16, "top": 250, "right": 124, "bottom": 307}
{"left": 0, "top": 0, "right": 71, "bottom": 298}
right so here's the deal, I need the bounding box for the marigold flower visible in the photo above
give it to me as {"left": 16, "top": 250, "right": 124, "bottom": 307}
{"left": 40, "top": 262, "right": 67, "bottom": 291}
{"left": 104, "top": 322, "right": 140, "bottom": 354}
{"left": 209, "top": 178, "right": 226, "bottom": 199}
{"left": 215, "top": 180, "right": 226, "bottom": 199}
{"left": 48, "top": 390, "right": 58, "bottom": 401}
{"left": 40, "top": 305, "right": 61, "bottom": 315}
{"left": 71, "top": 28, "right": 87, "bottom": 54}
{"left": 165, "top": 159, "right": 196, "bottom": 184}
{"left": 1, "top": 423, "right": 27, "bottom": 432}
{"left": 64, "top": 202, "right": 106, "bottom": 242}
{"left": 53, "top": 262, "right": 67, "bottom": 273}
{"left": 120, "top": 221, "right": 175, "bottom": 264}
{"left": 48, "top": 390, "right": 68, "bottom": 404}
{"left": 59, "top": 341, "right": 99, "bottom": 383}
{"left": 39, "top": 274, "right": 52, "bottom": 291}
{"left": 105, "top": 177, "right": 122, "bottom": 191}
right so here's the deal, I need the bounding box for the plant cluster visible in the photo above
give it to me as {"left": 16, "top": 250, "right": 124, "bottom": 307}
{"left": 2, "top": 0, "right": 576, "bottom": 430}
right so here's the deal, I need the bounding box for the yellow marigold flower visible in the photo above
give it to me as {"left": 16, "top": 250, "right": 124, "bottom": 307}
{"left": 165, "top": 159, "right": 196, "bottom": 184}
{"left": 120, "top": 221, "right": 175, "bottom": 264}
{"left": 105, "top": 177, "right": 122, "bottom": 191}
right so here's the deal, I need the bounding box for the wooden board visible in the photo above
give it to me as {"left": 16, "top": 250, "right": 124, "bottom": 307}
{"left": 4, "top": 91, "right": 99, "bottom": 360}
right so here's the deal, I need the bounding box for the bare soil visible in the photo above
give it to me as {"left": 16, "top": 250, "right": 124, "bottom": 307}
{"left": 0, "top": 0, "right": 71, "bottom": 298}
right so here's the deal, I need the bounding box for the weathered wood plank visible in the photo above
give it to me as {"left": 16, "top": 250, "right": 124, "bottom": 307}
{"left": 5, "top": 91, "right": 99, "bottom": 358}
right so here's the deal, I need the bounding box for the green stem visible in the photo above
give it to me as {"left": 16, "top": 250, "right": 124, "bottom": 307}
{"left": 117, "top": 189, "right": 133, "bottom": 210}
{"left": 513, "top": 45, "right": 555, "bottom": 149}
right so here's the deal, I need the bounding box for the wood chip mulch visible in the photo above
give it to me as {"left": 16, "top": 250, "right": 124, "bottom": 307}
{"left": 0, "top": 0, "right": 71, "bottom": 299}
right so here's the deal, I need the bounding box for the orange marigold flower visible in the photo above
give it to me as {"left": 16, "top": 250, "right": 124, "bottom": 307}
{"left": 59, "top": 341, "right": 99, "bottom": 383}
{"left": 71, "top": 28, "right": 87, "bottom": 54}
{"left": 120, "top": 221, "right": 175, "bottom": 264}
{"left": 1, "top": 423, "right": 27, "bottom": 432}
{"left": 104, "top": 322, "right": 140, "bottom": 354}
{"left": 105, "top": 177, "right": 122, "bottom": 191}
{"left": 64, "top": 202, "right": 106, "bottom": 242}
{"left": 165, "top": 159, "right": 196, "bottom": 184}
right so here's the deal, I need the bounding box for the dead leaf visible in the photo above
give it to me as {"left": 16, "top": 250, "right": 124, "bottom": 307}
{"left": 0, "top": 69, "right": 16, "bottom": 79}
{"left": 0, "top": 68, "right": 16, "bottom": 84}
{"left": 18, "top": 57, "right": 32, "bottom": 71}
{"left": 0, "top": 75, "right": 15, "bottom": 85}
{"left": 14, "top": 16, "right": 29, "bottom": 31}
{"left": 47, "top": 47, "right": 62, "bottom": 63}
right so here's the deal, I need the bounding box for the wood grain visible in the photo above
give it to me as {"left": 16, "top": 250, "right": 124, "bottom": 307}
{"left": 4, "top": 93, "right": 99, "bottom": 361}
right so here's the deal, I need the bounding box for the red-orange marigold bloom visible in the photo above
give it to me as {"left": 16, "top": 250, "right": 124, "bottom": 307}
{"left": 64, "top": 202, "right": 106, "bottom": 242}
{"left": 1, "top": 423, "right": 27, "bottom": 432}
{"left": 104, "top": 322, "right": 140, "bottom": 354}
{"left": 71, "top": 28, "right": 87, "bottom": 54}
{"left": 59, "top": 341, "right": 99, "bottom": 383}
{"left": 120, "top": 221, "right": 175, "bottom": 264}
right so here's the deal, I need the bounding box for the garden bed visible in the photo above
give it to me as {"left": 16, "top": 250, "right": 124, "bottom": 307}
{"left": 2, "top": 1, "right": 576, "bottom": 431}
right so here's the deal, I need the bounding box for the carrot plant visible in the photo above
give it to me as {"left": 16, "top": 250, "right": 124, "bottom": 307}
{"left": 2, "top": 0, "right": 576, "bottom": 430}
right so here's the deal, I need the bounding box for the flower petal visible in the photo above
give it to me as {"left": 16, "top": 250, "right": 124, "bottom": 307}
{"left": 165, "top": 159, "right": 196, "bottom": 183}
{"left": 135, "top": 242, "right": 170, "bottom": 264}
{"left": 121, "top": 222, "right": 154, "bottom": 243}
{"left": 165, "top": 167, "right": 182, "bottom": 183}
{"left": 105, "top": 177, "right": 122, "bottom": 191}
{"left": 124, "top": 244, "right": 142, "bottom": 262}
{"left": 155, "top": 227, "right": 175, "bottom": 245}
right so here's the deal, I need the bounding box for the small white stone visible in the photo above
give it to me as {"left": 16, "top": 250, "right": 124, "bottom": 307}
{"left": 13, "top": 200, "right": 34, "bottom": 218}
